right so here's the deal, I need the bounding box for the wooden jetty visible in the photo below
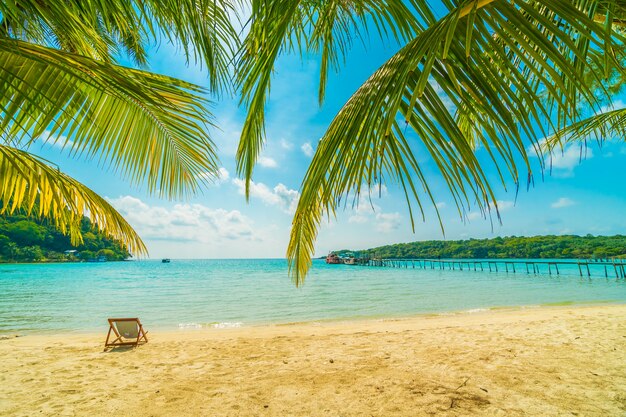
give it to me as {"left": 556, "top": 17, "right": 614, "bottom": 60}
{"left": 360, "top": 258, "right": 626, "bottom": 278}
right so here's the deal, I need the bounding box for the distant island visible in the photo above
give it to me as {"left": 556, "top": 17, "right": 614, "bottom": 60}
{"left": 332, "top": 235, "right": 626, "bottom": 260}
{"left": 0, "top": 213, "right": 130, "bottom": 263}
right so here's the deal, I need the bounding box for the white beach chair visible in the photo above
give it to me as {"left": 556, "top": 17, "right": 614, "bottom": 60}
{"left": 104, "top": 318, "right": 148, "bottom": 351}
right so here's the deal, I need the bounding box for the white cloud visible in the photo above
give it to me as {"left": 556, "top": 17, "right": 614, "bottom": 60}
{"left": 375, "top": 212, "right": 401, "bottom": 233}
{"left": 551, "top": 197, "right": 575, "bottom": 209}
{"left": 301, "top": 142, "right": 314, "bottom": 157}
{"left": 258, "top": 156, "right": 278, "bottom": 168}
{"left": 530, "top": 140, "right": 593, "bottom": 177}
{"left": 354, "top": 197, "right": 381, "bottom": 215}
{"left": 273, "top": 183, "right": 300, "bottom": 214}
{"left": 465, "top": 200, "right": 513, "bottom": 222}
{"left": 196, "top": 167, "right": 230, "bottom": 186}
{"left": 38, "top": 130, "right": 73, "bottom": 149}
{"left": 232, "top": 179, "right": 299, "bottom": 214}
{"left": 347, "top": 191, "right": 382, "bottom": 222}
{"left": 549, "top": 145, "right": 592, "bottom": 171}
{"left": 218, "top": 167, "right": 230, "bottom": 182}
{"left": 108, "top": 196, "right": 256, "bottom": 243}
{"left": 346, "top": 187, "right": 395, "bottom": 226}
{"left": 280, "top": 138, "right": 294, "bottom": 150}
{"left": 600, "top": 99, "right": 626, "bottom": 113}
{"left": 489, "top": 200, "right": 514, "bottom": 212}
{"left": 348, "top": 215, "right": 369, "bottom": 224}
{"left": 467, "top": 212, "right": 482, "bottom": 221}
{"left": 436, "top": 202, "right": 447, "bottom": 209}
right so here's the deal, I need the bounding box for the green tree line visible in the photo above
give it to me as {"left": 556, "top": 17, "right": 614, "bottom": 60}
{"left": 0, "top": 214, "right": 130, "bottom": 263}
{"left": 335, "top": 235, "right": 626, "bottom": 260}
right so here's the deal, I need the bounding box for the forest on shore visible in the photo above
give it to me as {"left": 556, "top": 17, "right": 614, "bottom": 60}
{"left": 334, "top": 235, "right": 626, "bottom": 260}
{"left": 0, "top": 213, "right": 131, "bottom": 263}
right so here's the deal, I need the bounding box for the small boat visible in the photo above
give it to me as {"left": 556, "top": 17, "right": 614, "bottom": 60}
{"left": 344, "top": 257, "right": 357, "bottom": 265}
{"left": 325, "top": 253, "right": 342, "bottom": 264}
{"left": 161, "top": 258, "right": 171, "bottom": 263}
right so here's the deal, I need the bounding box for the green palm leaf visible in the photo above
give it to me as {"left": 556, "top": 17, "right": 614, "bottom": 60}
{"left": 1, "top": 1, "right": 242, "bottom": 254}
{"left": 287, "top": 0, "right": 624, "bottom": 285}
{"left": 545, "top": 107, "right": 626, "bottom": 152}
{"left": 0, "top": 0, "right": 240, "bottom": 90}
{"left": 0, "top": 39, "right": 219, "bottom": 199}
{"left": 0, "top": 145, "right": 146, "bottom": 255}
{"left": 235, "top": 0, "right": 421, "bottom": 196}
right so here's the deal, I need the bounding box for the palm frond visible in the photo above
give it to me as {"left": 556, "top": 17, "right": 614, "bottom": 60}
{"left": 141, "top": 0, "right": 241, "bottom": 92}
{"left": 0, "top": 0, "right": 240, "bottom": 90}
{"left": 0, "top": 145, "right": 146, "bottom": 255}
{"left": 0, "top": 39, "right": 220, "bottom": 199}
{"left": 287, "top": 0, "right": 624, "bottom": 285}
{"left": 545, "top": 107, "right": 626, "bottom": 151}
{"left": 235, "top": 0, "right": 421, "bottom": 197}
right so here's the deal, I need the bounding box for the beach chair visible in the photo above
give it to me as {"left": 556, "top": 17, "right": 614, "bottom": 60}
{"left": 104, "top": 318, "right": 148, "bottom": 351}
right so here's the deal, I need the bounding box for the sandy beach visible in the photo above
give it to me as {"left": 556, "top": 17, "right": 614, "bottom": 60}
{"left": 1, "top": 304, "right": 625, "bottom": 416}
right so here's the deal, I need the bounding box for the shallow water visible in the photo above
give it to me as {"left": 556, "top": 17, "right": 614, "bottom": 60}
{"left": 0, "top": 259, "right": 624, "bottom": 333}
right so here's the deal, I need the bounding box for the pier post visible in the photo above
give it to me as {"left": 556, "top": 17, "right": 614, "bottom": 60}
{"left": 353, "top": 257, "right": 617, "bottom": 279}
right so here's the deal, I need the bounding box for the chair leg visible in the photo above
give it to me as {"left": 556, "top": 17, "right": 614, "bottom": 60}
{"left": 138, "top": 325, "right": 148, "bottom": 343}
{"left": 104, "top": 327, "right": 113, "bottom": 351}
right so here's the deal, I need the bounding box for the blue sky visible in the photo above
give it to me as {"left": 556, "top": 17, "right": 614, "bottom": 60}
{"left": 35, "top": 26, "right": 626, "bottom": 259}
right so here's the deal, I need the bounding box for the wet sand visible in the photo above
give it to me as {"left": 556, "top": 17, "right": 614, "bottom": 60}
{"left": 1, "top": 304, "right": 625, "bottom": 416}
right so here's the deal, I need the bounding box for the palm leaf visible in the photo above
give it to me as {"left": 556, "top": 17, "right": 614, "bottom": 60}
{"left": 0, "top": 144, "right": 146, "bottom": 255}
{"left": 545, "top": 107, "right": 626, "bottom": 152}
{"left": 235, "top": 0, "right": 422, "bottom": 197}
{"left": 0, "top": 0, "right": 240, "bottom": 90}
{"left": 0, "top": 39, "right": 220, "bottom": 199}
{"left": 0, "top": 1, "right": 241, "bottom": 255}
{"left": 287, "top": 0, "right": 624, "bottom": 285}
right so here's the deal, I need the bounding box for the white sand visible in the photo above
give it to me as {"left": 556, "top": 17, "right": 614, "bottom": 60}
{"left": 1, "top": 304, "right": 625, "bottom": 416}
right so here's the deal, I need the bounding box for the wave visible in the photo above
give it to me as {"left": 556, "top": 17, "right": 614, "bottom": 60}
{"left": 178, "top": 322, "right": 243, "bottom": 329}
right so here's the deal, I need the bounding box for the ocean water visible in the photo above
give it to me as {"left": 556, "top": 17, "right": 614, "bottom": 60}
{"left": 0, "top": 259, "right": 624, "bottom": 334}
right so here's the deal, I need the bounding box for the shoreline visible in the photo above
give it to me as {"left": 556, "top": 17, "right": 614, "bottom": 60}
{"left": 2, "top": 304, "right": 625, "bottom": 416}
{"left": 6, "top": 302, "right": 624, "bottom": 339}
{"left": 2, "top": 299, "right": 623, "bottom": 337}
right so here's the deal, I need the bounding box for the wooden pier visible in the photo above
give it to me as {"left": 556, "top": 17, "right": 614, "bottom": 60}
{"left": 360, "top": 258, "right": 626, "bottom": 278}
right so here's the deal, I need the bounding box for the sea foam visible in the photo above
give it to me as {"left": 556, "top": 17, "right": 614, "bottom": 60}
{"left": 177, "top": 322, "right": 243, "bottom": 329}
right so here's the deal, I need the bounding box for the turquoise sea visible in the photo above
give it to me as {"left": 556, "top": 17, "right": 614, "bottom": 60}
{"left": 0, "top": 259, "right": 625, "bottom": 334}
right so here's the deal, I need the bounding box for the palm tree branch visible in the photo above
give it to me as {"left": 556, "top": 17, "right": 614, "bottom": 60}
{"left": 0, "top": 144, "right": 146, "bottom": 255}
{"left": 287, "top": 0, "right": 623, "bottom": 285}
{"left": 0, "top": 39, "right": 220, "bottom": 199}
{"left": 235, "top": 0, "right": 422, "bottom": 197}
{"left": 0, "top": 0, "right": 240, "bottom": 90}
{"left": 546, "top": 108, "right": 626, "bottom": 152}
